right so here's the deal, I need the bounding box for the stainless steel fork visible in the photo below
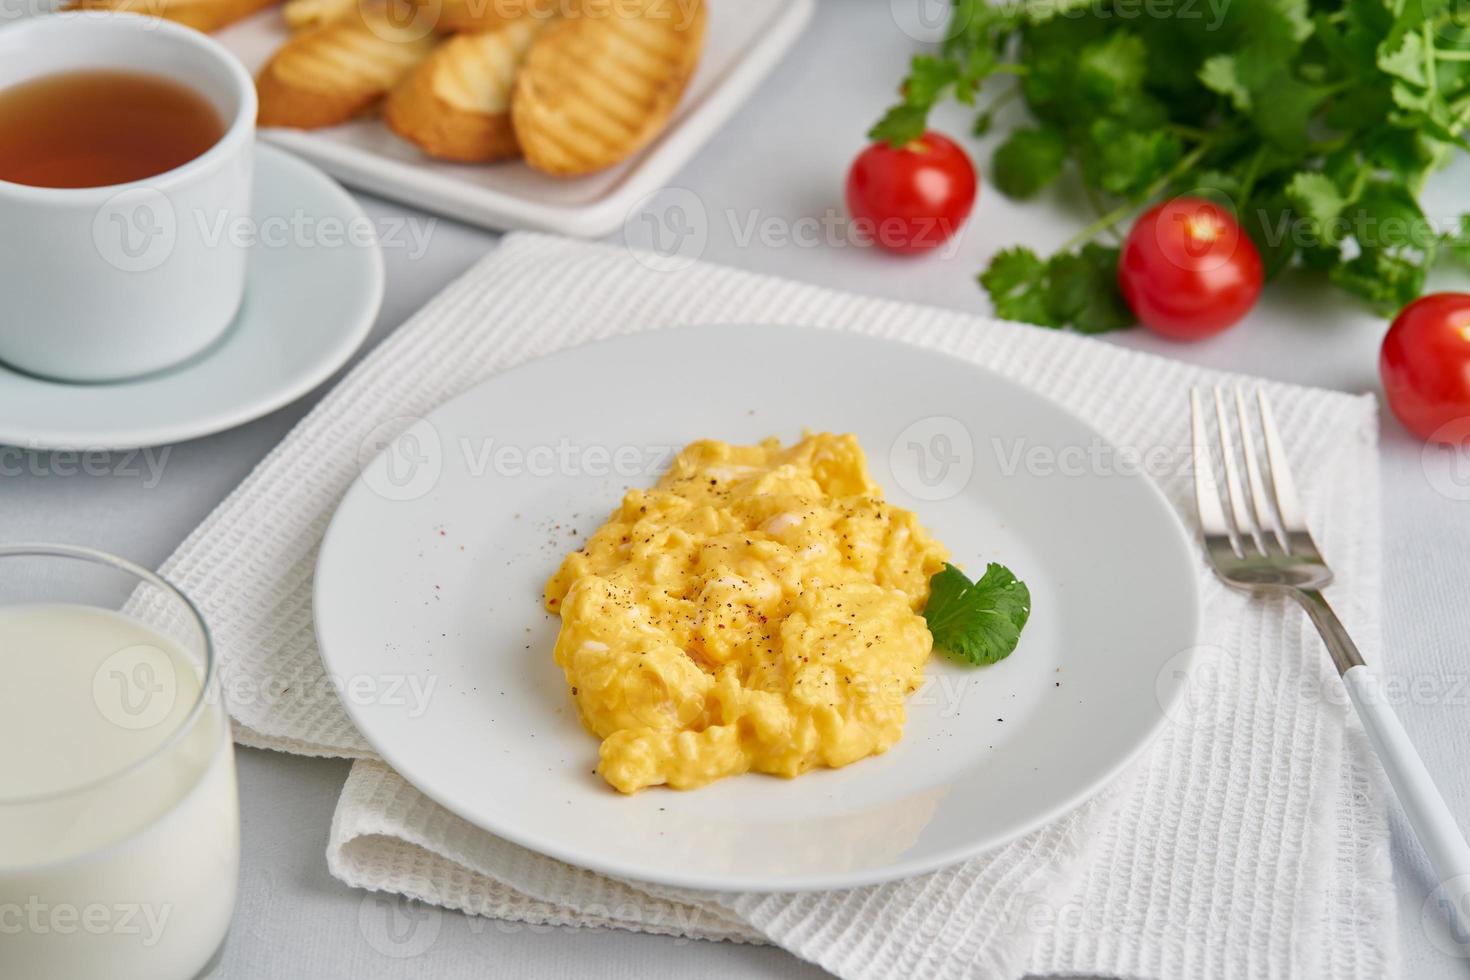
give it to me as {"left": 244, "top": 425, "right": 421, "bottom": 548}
{"left": 1192, "top": 386, "right": 1470, "bottom": 927}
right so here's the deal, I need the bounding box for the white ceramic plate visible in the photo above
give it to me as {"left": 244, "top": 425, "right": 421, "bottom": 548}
{"left": 315, "top": 325, "right": 1201, "bottom": 891}
{"left": 214, "top": 1, "right": 814, "bottom": 236}
{"left": 0, "top": 143, "right": 383, "bottom": 451}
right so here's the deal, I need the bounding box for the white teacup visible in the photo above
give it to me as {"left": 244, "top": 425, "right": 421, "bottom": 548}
{"left": 0, "top": 13, "right": 256, "bottom": 383}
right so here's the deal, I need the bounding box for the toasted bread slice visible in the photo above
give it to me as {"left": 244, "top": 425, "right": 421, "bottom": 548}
{"left": 281, "top": 0, "right": 356, "bottom": 30}
{"left": 384, "top": 18, "right": 541, "bottom": 162}
{"left": 66, "top": 0, "right": 278, "bottom": 33}
{"left": 511, "top": 0, "right": 706, "bottom": 176}
{"left": 256, "top": 2, "right": 438, "bottom": 129}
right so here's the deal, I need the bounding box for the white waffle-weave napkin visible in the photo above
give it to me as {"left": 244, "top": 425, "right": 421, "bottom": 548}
{"left": 161, "top": 232, "right": 1396, "bottom": 979}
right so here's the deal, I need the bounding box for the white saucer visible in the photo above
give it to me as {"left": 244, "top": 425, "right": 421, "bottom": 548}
{"left": 0, "top": 143, "right": 383, "bottom": 451}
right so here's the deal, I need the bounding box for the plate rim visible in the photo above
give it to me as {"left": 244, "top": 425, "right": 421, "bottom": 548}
{"left": 315, "top": 323, "right": 1202, "bottom": 891}
{"left": 0, "top": 142, "right": 384, "bottom": 452}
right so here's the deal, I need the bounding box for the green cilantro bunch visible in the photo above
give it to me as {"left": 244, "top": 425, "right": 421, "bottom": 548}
{"left": 872, "top": 0, "right": 1470, "bottom": 330}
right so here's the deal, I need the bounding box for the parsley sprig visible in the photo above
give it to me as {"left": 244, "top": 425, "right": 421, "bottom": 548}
{"left": 871, "top": 0, "right": 1470, "bottom": 328}
{"left": 923, "top": 562, "right": 1032, "bottom": 665}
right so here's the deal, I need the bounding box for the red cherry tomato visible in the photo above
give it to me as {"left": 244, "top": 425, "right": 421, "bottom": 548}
{"left": 1118, "top": 197, "right": 1263, "bottom": 340}
{"left": 1380, "top": 292, "right": 1470, "bottom": 443}
{"left": 846, "top": 131, "right": 977, "bottom": 254}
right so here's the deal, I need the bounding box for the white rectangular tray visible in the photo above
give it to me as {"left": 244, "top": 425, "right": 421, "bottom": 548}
{"left": 214, "top": 0, "right": 813, "bottom": 236}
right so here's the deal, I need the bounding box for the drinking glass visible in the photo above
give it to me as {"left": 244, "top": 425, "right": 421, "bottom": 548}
{"left": 0, "top": 544, "right": 239, "bottom": 980}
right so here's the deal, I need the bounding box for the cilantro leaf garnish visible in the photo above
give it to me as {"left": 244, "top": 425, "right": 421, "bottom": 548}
{"left": 923, "top": 562, "right": 1032, "bottom": 666}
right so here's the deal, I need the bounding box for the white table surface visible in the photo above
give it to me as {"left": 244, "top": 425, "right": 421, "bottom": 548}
{"left": 5, "top": 2, "right": 1470, "bottom": 977}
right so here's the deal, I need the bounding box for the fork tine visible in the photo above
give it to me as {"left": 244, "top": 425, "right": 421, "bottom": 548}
{"left": 1233, "top": 386, "right": 1285, "bottom": 552}
{"left": 1213, "top": 387, "right": 1264, "bottom": 555}
{"left": 1190, "top": 387, "right": 1237, "bottom": 553}
{"left": 1255, "top": 389, "right": 1309, "bottom": 534}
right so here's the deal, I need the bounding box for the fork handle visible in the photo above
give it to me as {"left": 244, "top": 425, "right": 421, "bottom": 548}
{"left": 1342, "top": 665, "right": 1470, "bottom": 911}
{"left": 1295, "top": 588, "right": 1365, "bottom": 673}
{"left": 1294, "top": 590, "right": 1470, "bottom": 930}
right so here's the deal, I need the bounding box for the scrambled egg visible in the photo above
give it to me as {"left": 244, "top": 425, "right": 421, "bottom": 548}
{"left": 543, "top": 433, "right": 949, "bottom": 793}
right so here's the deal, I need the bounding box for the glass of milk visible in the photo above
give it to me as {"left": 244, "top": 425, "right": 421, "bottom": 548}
{"left": 0, "top": 544, "right": 239, "bottom": 980}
